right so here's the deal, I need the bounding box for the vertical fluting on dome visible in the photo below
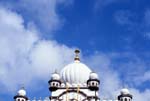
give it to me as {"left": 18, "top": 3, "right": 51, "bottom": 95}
{"left": 60, "top": 49, "right": 92, "bottom": 84}
{"left": 74, "top": 49, "right": 80, "bottom": 61}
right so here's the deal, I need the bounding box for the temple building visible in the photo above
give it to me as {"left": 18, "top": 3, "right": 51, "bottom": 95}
{"left": 13, "top": 50, "right": 133, "bottom": 101}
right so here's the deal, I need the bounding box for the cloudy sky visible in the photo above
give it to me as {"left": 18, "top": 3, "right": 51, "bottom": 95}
{"left": 0, "top": 0, "right": 150, "bottom": 101}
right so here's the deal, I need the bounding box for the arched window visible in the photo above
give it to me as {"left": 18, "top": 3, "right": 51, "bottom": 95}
{"left": 18, "top": 99, "right": 20, "bottom": 101}
{"left": 121, "top": 98, "right": 123, "bottom": 101}
{"left": 129, "top": 99, "right": 130, "bottom": 101}
{"left": 22, "top": 99, "right": 24, "bottom": 101}
{"left": 92, "top": 82, "right": 94, "bottom": 85}
{"left": 53, "top": 82, "right": 55, "bottom": 86}
{"left": 56, "top": 83, "right": 59, "bottom": 86}
{"left": 96, "top": 82, "right": 98, "bottom": 86}
{"left": 125, "top": 98, "right": 127, "bottom": 101}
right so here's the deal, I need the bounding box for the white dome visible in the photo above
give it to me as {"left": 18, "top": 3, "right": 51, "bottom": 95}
{"left": 89, "top": 72, "right": 99, "bottom": 79}
{"left": 60, "top": 60, "right": 91, "bottom": 84}
{"left": 121, "top": 88, "right": 130, "bottom": 95}
{"left": 18, "top": 89, "right": 26, "bottom": 96}
{"left": 51, "top": 73, "right": 60, "bottom": 80}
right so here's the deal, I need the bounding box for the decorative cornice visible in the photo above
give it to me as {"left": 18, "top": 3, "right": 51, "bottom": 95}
{"left": 87, "top": 79, "right": 100, "bottom": 84}
{"left": 118, "top": 94, "right": 132, "bottom": 100}
{"left": 14, "top": 95, "right": 28, "bottom": 100}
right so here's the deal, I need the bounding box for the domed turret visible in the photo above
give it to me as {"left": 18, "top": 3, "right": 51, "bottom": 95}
{"left": 118, "top": 88, "right": 132, "bottom": 101}
{"left": 121, "top": 88, "right": 130, "bottom": 95}
{"left": 89, "top": 72, "right": 99, "bottom": 79}
{"left": 48, "top": 72, "right": 61, "bottom": 91}
{"left": 51, "top": 72, "right": 61, "bottom": 80}
{"left": 87, "top": 72, "right": 100, "bottom": 91}
{"left": 14, "top": 87, "right": 28, "bottom": 101}
{"left": 18, "top": 89, "right": 26, "bottom": 96}
{"left": 48, "top": 50, "right": 101, "bottom": 101}
{"left": 60, "top": 50, "right": 91, "bottom": 84}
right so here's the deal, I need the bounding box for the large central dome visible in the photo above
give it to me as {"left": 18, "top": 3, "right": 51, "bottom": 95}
{"left": 60, "top": 50, "right": 91, "bottom": 84}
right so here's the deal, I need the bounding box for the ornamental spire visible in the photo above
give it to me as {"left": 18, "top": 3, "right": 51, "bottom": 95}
{"left": 20, "top": 84, "right": 25, "bottom": 90}
{"left": 74, "top": 49, "right": 80, "bottom": 61}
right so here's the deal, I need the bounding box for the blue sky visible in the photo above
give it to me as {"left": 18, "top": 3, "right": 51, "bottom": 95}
{"left": 0, "top": 0, "right": 150, "bottom": 101}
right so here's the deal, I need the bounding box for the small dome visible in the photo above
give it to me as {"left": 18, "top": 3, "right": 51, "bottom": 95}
{"left": 60, "top": 60, "right": 92, "bottom": 84}
{"left": 51, "top": 72, "right": 60, "bottom": 80}
{"left": 18, "top": 89, "right": 26, "bottom": 96}
{"left": 89, "top": 72, "right": 99, "bottom": 79}
{"left": 121, "top": 88, "right": 130, "bottom": 95}
{"left": 61, "top": 83, "right": 65, "bottom": 87}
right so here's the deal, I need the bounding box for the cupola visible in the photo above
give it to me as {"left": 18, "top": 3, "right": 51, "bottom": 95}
{"left": 14, "top": 87, "right": 28, "bottom": 101}
{"left": 118, "top": 88, "right": 132, "bottom": 101}
{"left": 48, "top": 72, "right": 61, "bottom": 91}
{"left": 87, "top": 72, "right": 100, "bottom": 91}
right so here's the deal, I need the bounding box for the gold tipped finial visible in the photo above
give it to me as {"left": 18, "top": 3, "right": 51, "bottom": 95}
{"left": 74, "top": 49, "right": 80, "bottom": 61}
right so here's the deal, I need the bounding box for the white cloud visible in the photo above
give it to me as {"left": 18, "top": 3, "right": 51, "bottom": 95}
{"left": 144, "top": 9, "right": 150, "bottom": 26}
{"left": 114, "top": 9, "right": 150, "bottom": 40}
{"left": 29, "top": 40, "right": 75, "bottom": 79}
{"left": 94, "top": 0, "right": 124, "bottom": 11}
{"left": 19, "top": 0, "right": 62, "bottom": 32}
{"left": 0, "top": 0, "right": 73, "bottom": 33}
{"left": 85, "top": 53, "right": 122, "bottom": 99}
{"left": 114, "top": 10, "right": 133, "bottom": 25}
{"left": 85, "top": 53, "right": 150, "bottom": 101}
{"left": 0, "top": 7, "right": 75, "bottom": 94}
{"left": 143, "top": 71, "right": 150, "bottom": 81}
{"left": 131, "top": 89, "right": 150, "bottom": 101}
{"left": 110, "top": 52, "right": 150, "bottom": 87}
{"left": 134, "top": 71, "right": 150, "bottom": 85}
{"left": 0, "top": 3, "right": 150, "bottom": 101}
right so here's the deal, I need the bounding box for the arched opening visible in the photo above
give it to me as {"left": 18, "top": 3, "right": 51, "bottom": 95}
{"left": 92, "top": 82, "right": 95, "bottom": 86}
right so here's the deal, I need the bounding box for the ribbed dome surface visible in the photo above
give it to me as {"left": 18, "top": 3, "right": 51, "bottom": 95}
{"left": 60, "top": 60, "right": 91, "bottom": 84}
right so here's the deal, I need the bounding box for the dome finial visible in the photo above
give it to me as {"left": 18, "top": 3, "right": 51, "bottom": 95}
{"left": 18, "top": 85, "right": 26, "bottom": 96}
{"left": 20, "top": 83, "right": 25, "bottom": 90}
{"left": 74, "top": 49, "right": 80, "bottom": 61}
{"left": 54, "top": 69, "right": 58, "bottom": 73}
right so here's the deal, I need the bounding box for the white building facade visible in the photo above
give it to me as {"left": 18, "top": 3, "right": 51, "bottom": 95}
{"left": 14, "top": 50, "right": 133, "bottom": 101}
